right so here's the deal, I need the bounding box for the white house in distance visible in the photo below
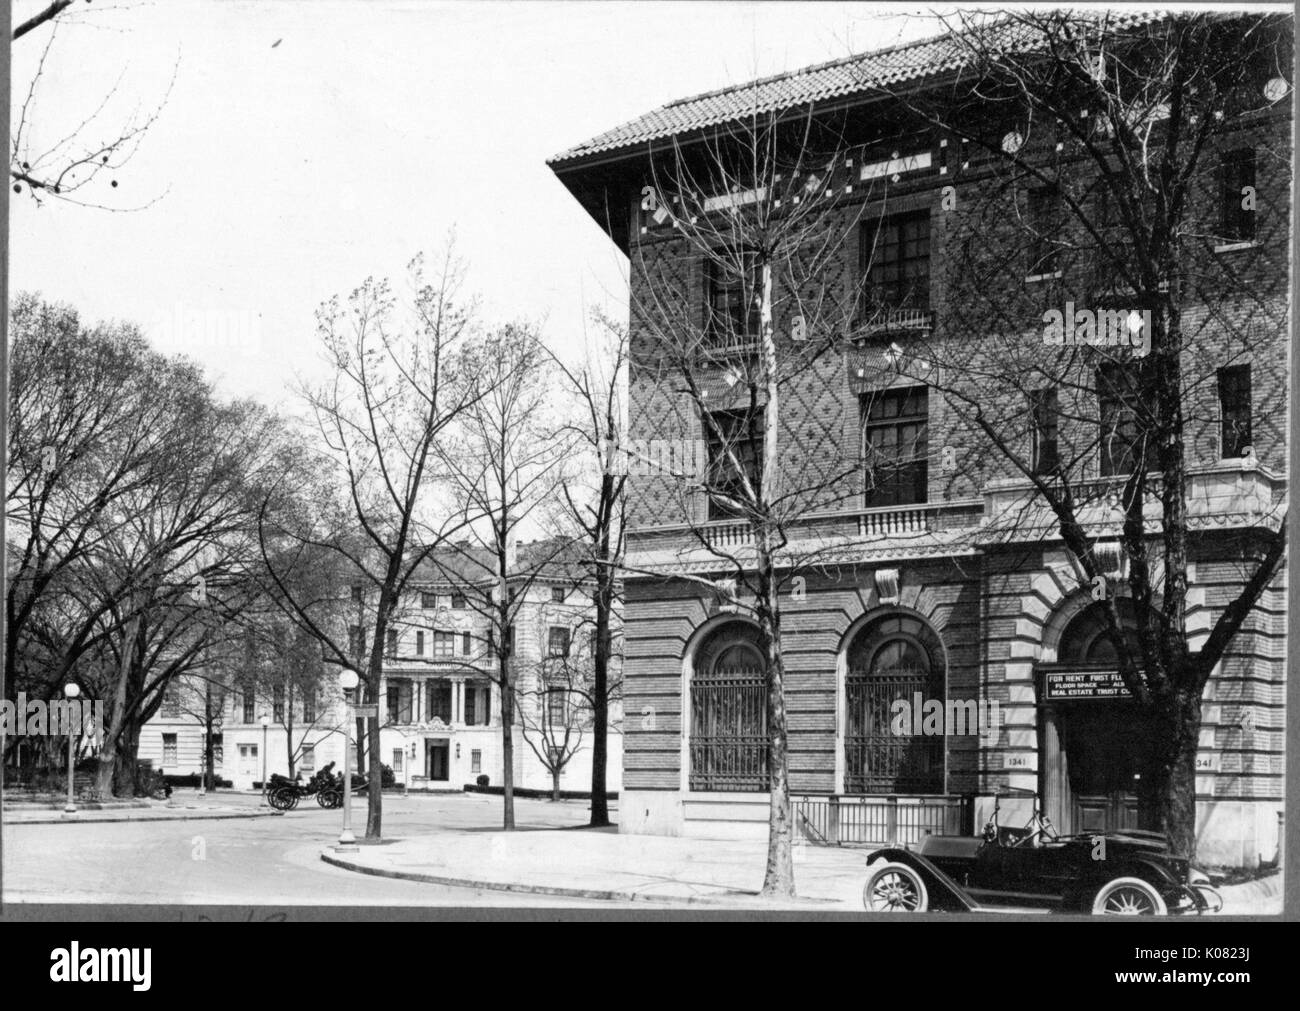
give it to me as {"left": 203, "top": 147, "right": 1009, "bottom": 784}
{"left": 139, "top": 540, "right": 623, "bottom": 796}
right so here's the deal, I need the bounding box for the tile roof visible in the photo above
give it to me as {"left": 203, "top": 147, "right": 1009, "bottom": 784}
{"left": 547, "top": 13, "right": 1156, "bottom": 167}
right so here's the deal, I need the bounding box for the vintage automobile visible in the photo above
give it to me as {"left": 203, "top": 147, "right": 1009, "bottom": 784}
{"left": 863, "top": 788, "right": 1223, "bottom": 915}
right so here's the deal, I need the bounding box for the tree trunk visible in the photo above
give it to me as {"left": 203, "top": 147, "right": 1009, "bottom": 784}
{"left": 204, "top": 715, "right": 216, "bottom": 791}
{"left": 365, "top": 711, "right": 382, "bottom": 837}
{"left": 500, "top": 682, "right": 516, "bottom": 829}
{"left": 552, "top": 768, "right": 561, "bottom": 802}
{"left": 757, "top": 535, "right": 794, "bottom": 897}
{"left": 1140, "top": 690, "right": 1202, "bottom": 859}
{"left": 589, "top": 553, "right": 611, "bottom": 826}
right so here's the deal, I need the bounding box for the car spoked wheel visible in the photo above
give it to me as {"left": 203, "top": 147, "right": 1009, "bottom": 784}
{"left": 863, "top": 862, "right": 929, "bottom": 912}
{"left": 1092, "top": 877, "right": 1168, "bottom": 916}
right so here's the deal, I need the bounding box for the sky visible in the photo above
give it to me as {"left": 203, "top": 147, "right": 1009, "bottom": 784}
{"left": 9, "top": 0, "right": 949, "bottom": 406}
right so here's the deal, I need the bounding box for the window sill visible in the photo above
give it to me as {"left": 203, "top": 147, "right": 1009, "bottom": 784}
{"left": 1025, "top": 270, "right": 1063, "bottom": 283}
{"left": 1213, "top": 240, "right": 1259, "bottom": 253}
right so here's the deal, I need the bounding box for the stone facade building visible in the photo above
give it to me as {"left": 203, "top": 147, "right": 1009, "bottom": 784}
{"left": 549, "top": 14, "right": 1289, "bottom": 865}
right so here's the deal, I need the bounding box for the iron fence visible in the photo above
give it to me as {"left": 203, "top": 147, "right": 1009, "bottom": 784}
{"left": 795, "top": 794, "right": 972, "bottom": 847}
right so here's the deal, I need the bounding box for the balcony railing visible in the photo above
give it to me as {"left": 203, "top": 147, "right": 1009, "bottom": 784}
{"left": 859, "top": 306, "right": 934, "bottom": 337}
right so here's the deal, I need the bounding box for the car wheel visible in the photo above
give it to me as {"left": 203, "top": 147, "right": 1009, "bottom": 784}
{"left": 862, "top": 862, "right": 929, "bottom": 913}
{"left": 1091, "top": 877, "right": 1168, "bottom": 916}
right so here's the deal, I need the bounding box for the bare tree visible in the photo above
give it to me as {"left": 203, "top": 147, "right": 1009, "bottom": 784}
{"left": 627, "top": 100, "right": 886, "bottom": 895}
{"left": 260, "top": 247, "right": 482, "bottom": 839}
{"left": 546, "top": 319, "right": 628, "bottom": 825}
{"left": 435, "top": 324, "right": 570, "bottom": 829}
{"left": 10, "top": 1, "right": 174, "bottom": 208}
{"left": 861, "top": 10, "right": 1290, "bottom": 857}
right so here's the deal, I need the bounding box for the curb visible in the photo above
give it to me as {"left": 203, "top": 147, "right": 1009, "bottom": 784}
{"left": 6, "top": 809, "right": 286, "bottom": 825}
{"left": 318, "top": 850, "right": 838, "bottom": 908}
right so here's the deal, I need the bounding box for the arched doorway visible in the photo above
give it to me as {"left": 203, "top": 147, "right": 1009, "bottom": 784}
{"left": 843, "top": 613, "right": 945, "bottom": 794}
{"left": 688, "top": 621, "right": 769, "bottom": 792}
{"left": 1042, "top": 599, "right": 1153, "bottom": 834}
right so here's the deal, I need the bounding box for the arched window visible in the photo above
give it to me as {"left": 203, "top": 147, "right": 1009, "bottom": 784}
{"left": 1059, "top": 599, "right": 1144, "bottom": 664}
{"left": 690, "top": 622, "right": 768, "bottom": 792}
{"left": 845, "top": 614, "right": 945, "bottom": 794}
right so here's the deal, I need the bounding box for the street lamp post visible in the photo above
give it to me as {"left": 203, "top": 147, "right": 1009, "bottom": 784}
{"left": 259, "top": 713, "right": 270, "bottom": 806}
{"left": 63, "top": 683, "right": 81, "bottom": 815}
{"left": 338, "top": 669, "right": 359, "bottom": 850}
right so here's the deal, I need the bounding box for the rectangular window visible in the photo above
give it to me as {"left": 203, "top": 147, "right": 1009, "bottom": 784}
{"left": 1221, "top": 148, "right": 1256, "bottom": 242}
{"left": 464, "top": 682, "right": 490, "bottom": 726}
{"left": 303, "top": 691, "right": 317, "bottom": 724}
{"left": 450, "top": 592, "right": 467, "bottom": 609}
{"left": 704, "top": 408, "right": 763, "bottom": 521}
{"left": 385, "top": 629, "right": 398, "bottom": 658}
{"left": 425, "top": 679, "right": 453, "bottom": 723}
{"left": 861, "top": 210, "right": 930, "bottom": 315}
{"left": 862, "top": 386, "right": 929, "bottom": 506}
{"left": 1031, "top": 388, "right": 1060, "bottom": 475}
{"left": 548, "top": 627, "right": 571, "bottom": 659}
{"left": 212, "top": 733, "right": 223, "bottom": 768}
{"left": 351, "top": 585, "right": 363, "bottom": 603}
{"left": 386, "top": 680, "right": 400, "bottom": 722}
{"left": 547, "top": 689, "right": 567, "bottom": 725}
{"left": 415, "top": 630, "right": 425, "bottom": 656}
{"left": 272, "top": 684, "right": 285, "bottom": 723}
{"left": 348, "top": 625, "right": 364, "bottom": 658}
{"left": 391, "top": 748, "right": 403, "bottom": 773}
{"left": 162, "top": 733, "right": 177, "bottom": 768}
{"left": 471, "top": 749, "right": 482, "bottom": 774}
{"left": 242, "top": 694, "right": 255, "bottom": 724}
{"left": 301, "top": 745, "right": 315, "bottom": 772}
{"left": 705, "top": 251, "right": 760, "bottom": 345}
{"left": 421, "top": 591, "right": 438, "bottom": 609}
{"left": 551, "top": 585, "right": 567, "bottom": 603}
{"left": 433, "top": 631, "right": 454, "bottom": 658}
{"left": 1218, "top": 365, "right": 1252, "bottom": 458}
{"left": 1028, "top": 187, "right": 1064, "bottom": 275}
{"left": 461, "top": 631, "right": 472, "bottom": 656}
{"left": 161, "top": 686, "right": 180, "bottom": 719}
{"left": 1098, "top": 363, "right": 1150, "bottom": 476}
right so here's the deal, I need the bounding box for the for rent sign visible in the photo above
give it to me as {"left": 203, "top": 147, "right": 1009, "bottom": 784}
{"left": 1043, "top": 670, "right": 1132, "bottom": 700}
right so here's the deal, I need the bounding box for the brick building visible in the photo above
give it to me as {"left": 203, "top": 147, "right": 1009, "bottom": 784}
{"left": 549, "top": 14, "right": 1289, "bottom": 865}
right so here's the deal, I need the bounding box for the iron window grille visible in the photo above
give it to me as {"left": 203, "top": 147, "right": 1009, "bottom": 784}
{"left": 690, "top": 666, "right": 769, "bottom": 792}
{"left": 548, "top": 627, "right": 571, "bottom": 658}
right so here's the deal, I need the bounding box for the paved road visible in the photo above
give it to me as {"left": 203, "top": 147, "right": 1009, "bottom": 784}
{"left": 2, "top": 790, "right": 617, "bottom": 908}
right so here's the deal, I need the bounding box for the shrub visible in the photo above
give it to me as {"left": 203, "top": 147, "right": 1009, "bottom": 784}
{"left": 476, "top": 774, "right": 490, "bottom": 787}
{"left": 381, "top": 763, "right": 396, "bottom": 788}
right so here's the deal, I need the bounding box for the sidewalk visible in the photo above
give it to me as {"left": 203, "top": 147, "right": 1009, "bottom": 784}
{"left": 323, "top": 829, "right": 869, "bottom": 907}
{"left": 4, "top": 791, "right": 285, "bottom": 825}
{"left": 321, "top": 826, "right": 1284, "bottom": 913}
